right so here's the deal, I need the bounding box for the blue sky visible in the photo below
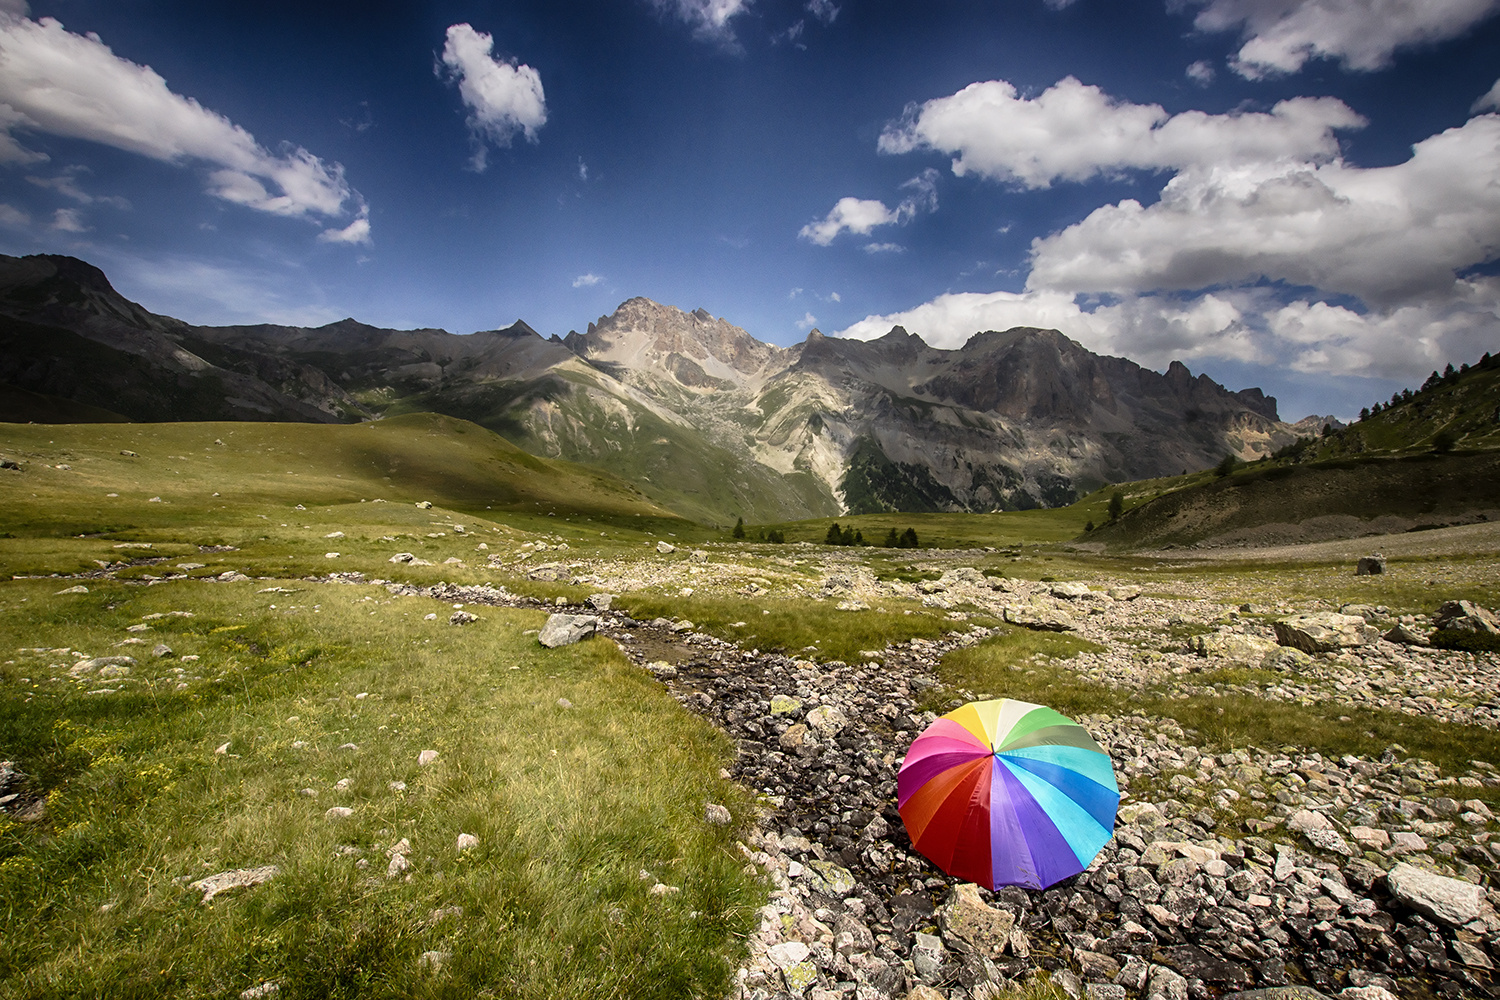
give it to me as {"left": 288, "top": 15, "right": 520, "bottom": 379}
{"left": 1, "top": 0, "right": 1498, "bottom": 420}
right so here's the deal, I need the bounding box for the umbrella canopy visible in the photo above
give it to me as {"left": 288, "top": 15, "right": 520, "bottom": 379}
{"left": 897, "top": 698, "right": 1119, "bottom": 890}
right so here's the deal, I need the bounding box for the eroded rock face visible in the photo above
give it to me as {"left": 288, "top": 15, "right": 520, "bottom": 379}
{"left": 538, "top": 614, "right": 599, "bottom": 648}
{"left": 1272, "top": 612, "right": 1380, "bottom": 653}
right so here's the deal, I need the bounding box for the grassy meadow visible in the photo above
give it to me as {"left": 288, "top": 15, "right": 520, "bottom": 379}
{"left": 4, "top": 413, "right": 1500, "bottom": 997}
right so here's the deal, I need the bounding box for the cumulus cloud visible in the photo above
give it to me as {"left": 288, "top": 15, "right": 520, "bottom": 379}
{"left": 878, "top": 76, "right": 1363, "bottom": 188}
{"left": 1474, "top": 78, "right": 1500, "bottom": 113}
{"left": 0, "top": 16, "right": 359, "bottom": 228}
{"left": 1025, "top": 114, "right": 1500, "bottom": 306}
{"left": 1184, "top": 0, "right": 1500, "bottom": 78}
{"left": 863, "top": 242, "right": 904, "bottom": 254}
{"left": 836, "top": 288, "right": 1262, "bottom": 364}
{"left": 796, "top": 311, "right": 818, "bottom": 329}
{"left": 650, "top": 0, "right": 752, "bottom": 45}
{"left": 573, "top": 273, "right": 603, "bottom": 288}
{"left": 799, "top": 169, "right": 938, "bottom": 245}
{"left": 800, "top": 197, "right": 895, "bottom": 245}
{"left": 439, "top": 24, "right": 547, "bottom": 171}
{"left": 1186, "top": 60, "right": 1216, "bottom": 85}
{"left": 318, "top": 205, "right": 371, "bottom": 245}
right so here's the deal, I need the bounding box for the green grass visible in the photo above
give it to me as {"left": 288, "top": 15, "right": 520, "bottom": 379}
{"left": 0, "top": 577, "right": 759, "bottom": 999}
{"left": 614, "top": 592, "right": 990, "bottom": 664}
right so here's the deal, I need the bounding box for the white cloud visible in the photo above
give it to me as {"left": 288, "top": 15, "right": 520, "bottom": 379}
{"left": 572, "top": 273, "right": 603, "bottom": 288}
{"left": 0, "top": 15, "right": 359, "bottom": 226}
{"left": 27, "top": 167, "right": 129, "bottom": 208}
{"left": 0, "top": 0, "right": 27, "bottom": 20}
{"left": 1025, "top": 114, "right": 1500, "bottom": 306}
{"left": 1185, "top": 0, "right": 1500, "bottom": 78}
{"left": 800, "top": 169, "right": 938, "bottom": 245}
{"left": 439, "top": 23, "right": 547, "bottom": 172}
{"left": 806, "top": 0, "right": 839, "bottom": 24}
{"left": 878, "top": 76, "right": 1363, "bottom": 188}
{"left": 1474, "top": 78, "right": 1500, "bottom": 113}
{"left": 836, "top": 288, "right": 1262, "bottom": 364}
{"left": 1186, "top": 59, "right": 1216, "bottom": 85}
{"left": 828, "top": 291, "right": 841, "bottom": 302}
{"left": 796, "top": 311, "right": 818, "bottom": 329}
{"left": 0, "top": 201, "right": 29, "bottom": 227}
{"left": 318, "top": 205, "right": 371, "bottom": 245}
{"left": 862, "top": 242, "right": 904, "bottom": 254}
{"left": 800, "top": 197, "right": 897, "bottom": 245}
{"left": 577, "top": 158, "right": 589, "bottom": 181}
{"left": 50, "top": 206, "right": 86, "bottom": 231}
{"left": 650, "top": 0, "right": 752, "bottom": 45}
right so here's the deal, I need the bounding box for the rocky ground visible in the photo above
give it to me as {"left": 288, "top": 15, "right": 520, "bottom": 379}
{"left": 12, "top": 538, "right": 1500, "bottom": 1000}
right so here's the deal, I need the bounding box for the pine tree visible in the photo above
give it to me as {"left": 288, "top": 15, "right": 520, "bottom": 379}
{"left": 732, "top": 516, "right": 745, "bottom": 539}
{"left": 841, "top": 525, "right": 857, "bottom": 546}
{"left": 1108, "top": 490, "right": 1124, "bottom": 520}
{"left": 884, "top": 528, "right": 899, "bottom": 547}
{"left": 825, "top": 523, "right": 843, "bottom": 545}
{"left": 901, "top": 527, "right": 919, "bottom": 548}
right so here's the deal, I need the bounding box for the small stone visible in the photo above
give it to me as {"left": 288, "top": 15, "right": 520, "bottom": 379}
{"left": 705, "top": 803, "right": 731, "bottom": 825}
{"left": 151, "top": 644, "right": 173, "bottom": 658}
{"left": 418, "top": 749, "right": 439, "bottom": 766}
{"left": 387, "top": 853, "right": 410, "bottom": 878}
{"left": 656, "top": 541, "right": 676, "bottom": 554}
{"left": 56, "top": 585, "right": 88, "bottom": 595}
{"left": 448, "top": 610, "right": 477, "bottom": 625}
{"left": 188, "top": 865, "right": 279, "bottom": 904}
{"left": 557, "top": 698, "right": 573, "bottom": 709}
{"left": 456, "top": 833, "right": 479, "bottom": 852}
{"left": 324, "top": 806, "right": 353, "bottom": 820}
{"left": 769, "top": 694, "right": 802, "bottom": 715}
{"left": 215, "top": 742, "right": 231, "bottom": 755}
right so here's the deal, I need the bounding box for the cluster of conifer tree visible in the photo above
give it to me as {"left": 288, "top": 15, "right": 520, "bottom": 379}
{"left": 824, "top": 523, "right": 919, "bottom": 547}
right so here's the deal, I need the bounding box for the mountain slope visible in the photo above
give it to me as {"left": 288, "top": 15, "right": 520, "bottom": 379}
{"left": 0, "top": 253, "right": 1297, "bottom": 524}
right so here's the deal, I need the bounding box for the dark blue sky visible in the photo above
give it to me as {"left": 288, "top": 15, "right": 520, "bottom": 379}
{"left": 2, "top": 0, "right": 1498, "bottom": 419}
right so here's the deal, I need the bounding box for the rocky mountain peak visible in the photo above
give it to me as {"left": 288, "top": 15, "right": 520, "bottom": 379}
{"left": 564, "top": 296, "right": 795, "bottom": 389}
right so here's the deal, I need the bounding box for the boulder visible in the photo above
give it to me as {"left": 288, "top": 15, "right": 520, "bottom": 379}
{"left": 1004, "top": 603, "right": 1076, "bottom": 631}
{"left": 1431, "top": 599, "right": 1500, "bottom": 635}
{"left": 655, "top": 541, "right": 676, "bottom": 554}
{"left": 1386, "top": 862, "right": 1484, "bottom": 926}
{"left": 1382, "top": 623, "right": 1429, "bottom": 646}
{"left": 1272, "top": 612, "right": 1379, "bottom": 653}
{"left": 939, "top": 883, "right": 1016, "bottom": 957}
{"left": 538, "top": 614, "right": 599, "bottom": 648}
{"left": 1191, "top": 633, "right": 1279, "bottom": 665}
{"left": 586, "top": 593, "right": 613, "bottom": 611}
{"left": 1050, "top": 581, "right": 1093, "bottom": 599}
{"left": 1355, "top": 555, "right": 1386, "bottom": 576}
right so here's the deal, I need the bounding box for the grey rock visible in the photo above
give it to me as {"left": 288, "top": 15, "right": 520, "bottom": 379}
{"left": 1386, "top": 862, "right": 1484, "bottom": 926}
{"left": 656, "top": 541, "right": 676, "bottom": 554}
{"left": 705, "top": 802, "right": 731, "bottom": 825}
{"left": 1272, "top": 612, "right": 1379, "bottom": 653}
{"left": 1382, "top": 622, "right": 1429, "bottom": 646}
{"left": 188, "top": 865, "right": 279, "bottom": 904}
{"left": 1432, "top": 599, "right": 1500, "bottom": 635}
{"left": 940, "top": 882, "right": 1016, "bottom": 957}
{"left": 538, "top": 614, "right": 599, "bottom": 648}
{"left": 586, "top": 593, "right": 614, "bottom": 611}
{"left": 448, "top": 610, "right": 477, "bottom": 625}
{"left": 1355, "top": 555, "right": 1386, "bottom": 576}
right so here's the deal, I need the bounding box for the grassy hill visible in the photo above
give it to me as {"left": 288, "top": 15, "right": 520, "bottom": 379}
{"left": 1078, "top": 352, "right": 1500, "bottom": 550}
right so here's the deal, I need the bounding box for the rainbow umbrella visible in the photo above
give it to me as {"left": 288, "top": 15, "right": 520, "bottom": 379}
{"left": 897, "top": 698, "right": 1119, "bottom": 890}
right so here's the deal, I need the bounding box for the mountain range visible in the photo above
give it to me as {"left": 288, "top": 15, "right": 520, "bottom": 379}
{"left": 0, "top": 253, "right": 1303, "bottom": 524}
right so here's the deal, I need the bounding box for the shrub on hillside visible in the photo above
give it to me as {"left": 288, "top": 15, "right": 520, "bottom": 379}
{"left": 1429, "top": 628, "right": 1500, "bottom": 653}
